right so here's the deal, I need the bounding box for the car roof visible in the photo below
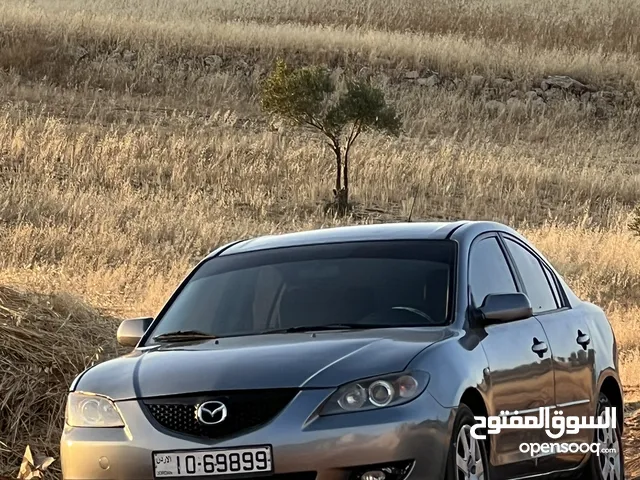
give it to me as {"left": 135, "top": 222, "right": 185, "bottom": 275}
{"left": 212, "top": 220, "right": 515, "bottom": 257}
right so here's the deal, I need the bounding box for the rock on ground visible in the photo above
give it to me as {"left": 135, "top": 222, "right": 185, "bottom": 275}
{"left": 470, "top": 75, "right": 485, "bottom": 88}
{"left": 417, "top": 74, "right": 440, "bottom": 87}
{"left": 525, "top": 90, "right": 539, "bottom": 101}
{"left": 540, "top": 75, "right": 592, "bottom": 94}
{"left": 204, "top": 55, "right": 223, "bottom": 69}
{"left": 485, "top": 100, "right": 506, "bottom": 114}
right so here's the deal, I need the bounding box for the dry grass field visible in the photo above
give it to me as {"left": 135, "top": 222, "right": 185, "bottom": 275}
{"left": 1, "top": 0, "right": 640, "bottom": 476}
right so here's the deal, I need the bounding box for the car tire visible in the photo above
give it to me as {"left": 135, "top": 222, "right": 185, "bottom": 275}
{"left": 582, "top": 392, "right": 625, "bottom": 480}
{"left": 445, "top": 403, "right": 490, "bottom": 480}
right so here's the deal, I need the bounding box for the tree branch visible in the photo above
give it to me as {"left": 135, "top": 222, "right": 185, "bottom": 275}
{"left": 344, "top": 119, "right": 363, "bottom": 161}
{"left": 346, "top": 120, "right": 359, "bottom": 147}
{"left": 301, "top": 114, "right": 328, "bottom": 135}
{"left": 350, "top": 125, "right": 363, "bottom": 145}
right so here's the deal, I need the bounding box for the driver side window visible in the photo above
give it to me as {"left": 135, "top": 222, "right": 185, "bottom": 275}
{"left": 469, "top": 236, "right": 518, "bottom": 307}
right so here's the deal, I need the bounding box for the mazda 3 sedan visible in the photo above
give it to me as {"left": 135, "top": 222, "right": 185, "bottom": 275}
{"left": 61, "top": 221, "right": 625, "bottom": 480}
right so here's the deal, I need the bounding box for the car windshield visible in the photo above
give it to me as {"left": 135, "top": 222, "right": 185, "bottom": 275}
{"left": 145, "top": 240, "right": 456, "bottom": 344}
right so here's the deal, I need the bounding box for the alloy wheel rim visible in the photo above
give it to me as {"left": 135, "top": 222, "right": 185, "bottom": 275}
{"left": 597, "top": 409, "right": 622, "bottom": 480}
{"left": 456, "top": 424, "right": 485, "bottom": 480}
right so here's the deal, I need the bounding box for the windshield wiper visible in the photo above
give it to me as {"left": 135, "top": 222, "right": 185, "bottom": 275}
{"left": 153, "top": 330, "right": 218, "bottom": 342}
{"left": 261, "top": 323, "right": 389, "bottom": 335}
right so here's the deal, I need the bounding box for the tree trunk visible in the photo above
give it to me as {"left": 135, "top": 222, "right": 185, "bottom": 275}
{"left": 327, "top": 142, "right": 349, "bottom": 216}
{"left": 342, "top": 152, "right": 349, "bottom": 207}
{"left": 334, "top": 144, "right": 342, "bottom": 192}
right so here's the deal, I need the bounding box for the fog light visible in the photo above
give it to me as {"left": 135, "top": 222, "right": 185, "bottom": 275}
{"left": 361, "top": 472, "right": 386, "bottom": 480}
{"left": 350, "top": 460, "right": 414, "bottom": 480}
{"left": 98, "top": 457, "right": 110, "bottom": 470}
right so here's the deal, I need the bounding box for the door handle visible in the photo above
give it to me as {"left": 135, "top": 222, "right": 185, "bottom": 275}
{"left": 532, "top": 337, "right": 548, "bottom": 357}
{"left": 577, "top": 330, "right": 590, "bottom": 350}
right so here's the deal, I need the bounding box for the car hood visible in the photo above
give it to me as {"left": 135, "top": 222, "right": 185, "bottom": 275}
{"left": 74, "top": 328, "right": 451, "bottom": 401}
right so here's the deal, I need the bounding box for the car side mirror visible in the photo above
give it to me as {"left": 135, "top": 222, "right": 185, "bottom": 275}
{"left": 117, "top": 317, "right": 153, "bottom": 347}
{"left": 477, "top": 293, "right": 533, "bottom": 325}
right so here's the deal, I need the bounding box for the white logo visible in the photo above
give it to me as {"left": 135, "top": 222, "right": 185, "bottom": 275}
{"left": 470, "top": 406, "right": 616, "bottom": 440}
{"left": 196, "top": 401, "right": 228, "bottom": 425}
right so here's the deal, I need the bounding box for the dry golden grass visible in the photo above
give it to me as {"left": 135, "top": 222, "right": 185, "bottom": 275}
{"left": 0, "top": 286, "right": 119, "bottom": 474}
{"left": 1, "top": 0, "right": 640, "bottom": 476}
{"left": 3, "top": 0, "right": 640, "bottom": 91}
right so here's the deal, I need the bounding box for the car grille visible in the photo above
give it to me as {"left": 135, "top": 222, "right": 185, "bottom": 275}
{"left": 142, "top": 389, "right": 299, "bottom": 439}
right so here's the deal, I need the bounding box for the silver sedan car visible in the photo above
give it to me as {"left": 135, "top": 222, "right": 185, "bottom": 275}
{"left": 60, "top": 221, "right": 625, "bottom": 480}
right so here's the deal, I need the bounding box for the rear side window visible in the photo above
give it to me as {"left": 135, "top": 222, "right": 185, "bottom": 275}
{"left": 504, "top": 239, "right": 558, "bottom": 314}
{"left": 468, "top": 237, "right": 518, "bottom": 307}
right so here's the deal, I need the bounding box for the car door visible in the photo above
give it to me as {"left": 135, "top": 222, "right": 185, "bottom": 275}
{"left": 501, "top": 234, "right": 595, "bottom": 470}
{"left": 468, "top": 234, "right": 556, "bottom": 478}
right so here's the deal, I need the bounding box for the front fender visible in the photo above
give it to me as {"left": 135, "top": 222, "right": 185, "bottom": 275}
{"left": 407, "top": 330, "right": 490, "bottom": 408}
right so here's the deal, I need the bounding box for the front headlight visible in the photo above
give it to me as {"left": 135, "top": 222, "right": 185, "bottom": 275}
{"left": 319, "top": 371, "right": 429, "bottom": 416}
{"left": 65, "top": 392, "right": 125, "bottom": 427}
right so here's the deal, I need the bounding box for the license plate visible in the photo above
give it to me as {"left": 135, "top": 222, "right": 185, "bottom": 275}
{"left": 153, "top": 446, "right": 273, "bottom": 477}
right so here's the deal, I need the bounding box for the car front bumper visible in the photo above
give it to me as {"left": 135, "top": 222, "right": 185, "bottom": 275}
{"left": 60, "top": 388, "right": 454, "bottom": 480}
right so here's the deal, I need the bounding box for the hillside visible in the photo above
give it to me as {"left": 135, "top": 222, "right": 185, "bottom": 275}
{"left": 1, "top": 0, "right": 640, "bottom": 476}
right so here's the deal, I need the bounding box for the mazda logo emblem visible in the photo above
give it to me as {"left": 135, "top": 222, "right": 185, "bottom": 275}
{"left": 196, "top": 401, "right": 228, "bottom": 425}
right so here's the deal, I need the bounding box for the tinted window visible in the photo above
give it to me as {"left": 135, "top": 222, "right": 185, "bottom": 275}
{"left": 146, "top": 240, "right": 456, "bottom": 343}
{"left": 469, "top": 237, "right": 517, "bottom": 306}
{"left": 505, "top": 239, "right": 558, "bottom": 313}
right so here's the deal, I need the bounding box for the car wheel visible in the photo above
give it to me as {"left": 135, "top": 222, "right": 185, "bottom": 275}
{"left": 445, "top": 403, "right": 490, "bottom": 480}
{"left": 583, "top": 392, "right": 625, "bottom": 480}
